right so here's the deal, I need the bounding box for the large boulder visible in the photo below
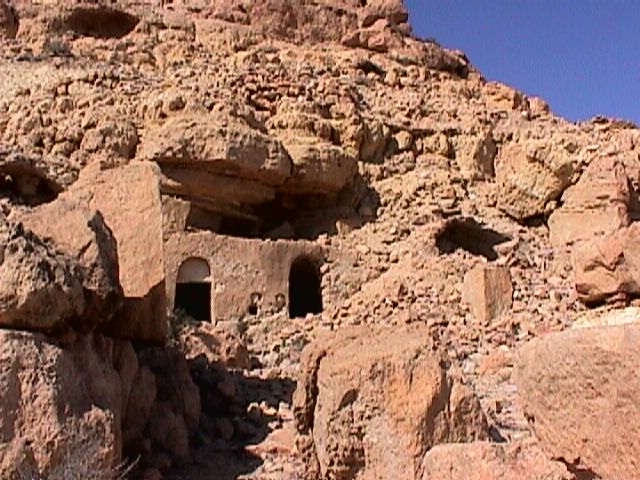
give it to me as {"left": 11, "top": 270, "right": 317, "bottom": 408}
{"left": 293, "top": 326, "right": 488, "bottom": 480}
{"left": 0, "top": 219, "right": 85, "bottom": 332}
{"left": 20, "top": 199, "right": 123, "bottom": 329}
{"left": 548, "top": 156, "right": 630, "bottom": 247}
{"left": 21, "top": 161, "right": 166, "bottom": 341}
{"left": 573, "top": 223, "right": 640, "bottom": 304}
{"left": 420, "top": 441, "right": 573, "bottom": 480}
{"left": 495, "top": 141, "right": 574, "bottom": 220}
{"left": 0, "top": 331, "right": 123, "bottom": 479}
{"left": 138, "top": 114, "right": 293, "bottom": 187}
{"left": 515, "top": 324, "right": 640, "bottom": 479}
{"left": 68, "top": 162, "right": 167, "bottom": 342}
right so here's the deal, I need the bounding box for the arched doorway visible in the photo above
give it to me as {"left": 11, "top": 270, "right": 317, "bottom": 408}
{"left": 289, "top": 256, "right": 322, "bottom": 318}
{"left": 175, "top": 257, "right": 212, "bottom": 322}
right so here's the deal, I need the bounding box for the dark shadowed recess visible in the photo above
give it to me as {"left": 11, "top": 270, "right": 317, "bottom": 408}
{"left": 64, "top": 7, "right": 139, "bottom": 39}
{"left": 436, "top": 217, "right": 510, "bottom": 261}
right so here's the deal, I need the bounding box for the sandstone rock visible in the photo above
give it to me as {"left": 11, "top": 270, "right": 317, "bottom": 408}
{"left": 573, "top": 223, "right": 640, "bottom": 304}
{"left": 420, "top": 441, "right": 573, "bottom": 480}
{"left": 422, "top": 133, "right": 453, "bottom": 158}
{"left": 79, "top": 117, "right": 139, "bottom": 162}
{"left": 147, "top": 401, "right": 191, "bottom": 464}
{"left": 139, "top": 114, "right": 292, "bottom": 187}
{"left": 0, "top": 330, "right": 123, "bottom": 478}
{"left": 453, "top": 130, "right": 497, "bottom": 180}
{"left": 360, "top": 0, "right": 409, "bottom": 28}
{"left": 0, "top": 219, "right": 85, "bottom": 332}
{"left": 71, "top": 162, "right": 167, "bottom": 342}
{"left": 548, "top": 156, "right": 630, "bottom": 247}
{"left": 462, "top": 265, "right": 513, "bottom": 323}
{"left": 394, "top": 130, "right": 414, "bottom": 152}
{"left": 515, "top": 324, "right": 640, "bottom": 479}
{"left": 20, "top": 199, "right": 123, "bottom": 329}
{"left": 281, "top": 137, "right": 358, "bottom": 194}
{"left": 160, "top": 167, "right": 276, "bottom": 208}
{"left": 0, "top": 0, "right": 18, "bottom": 39}
{"left": 495, "top": 141, "right": 574, "bottom": 220}
{"left": 293, "top": 326, "right": 488, "bottom": 480}
{"left": 573, "top": 306, "right": 640, "bottom": 329}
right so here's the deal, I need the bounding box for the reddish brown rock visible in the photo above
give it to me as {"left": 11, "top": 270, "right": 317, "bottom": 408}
{"left": 548, "top": 156, "right": 630, "bottom": 247}
{"left": 0, "top": 331, "right": 122, "bottom": 479}
{"left": 462, "top": 265, "right": 513, "bottom": 323}
{"left": 573, "top": 223, "right": 640, "bottom": 304}
{"left": 20, "top": 198, "right": 123, "bottom": 328}
{"left": 515, "top": 325, "right": 640, "bottom": 479}
{"left": 293, "top": 326, "right": 488, "bottom": 480}
{"left": 0, "top": 219, "right": 85, "bottom": 332}
{"left": 174, "top": 321, "right": 251, "bottom": 369}
{"left": 420, "top": 441, "right": 573, "bottom": 480}
{"left": 70, "top": 162, "right": 167, "bottom": 342}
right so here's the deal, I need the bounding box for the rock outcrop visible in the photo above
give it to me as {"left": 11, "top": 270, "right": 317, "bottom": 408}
{"left": 293, "top": 326, "right": 488, "bottom": 480}
{"left": 495, "top": 141, "right": 575, "bottom": 220}
{"left": 516, "top": 324, "right": 640, "bottom": 479}
{"left": 548, "top": 156, "right": 631, "bottom": 247}
{"left": 68, "top": 162, "right": 167, "bottom": 342}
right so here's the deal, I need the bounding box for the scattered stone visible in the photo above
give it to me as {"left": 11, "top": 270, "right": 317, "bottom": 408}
{"left": 462, "top": 265, "right": 513, "bottom": 323}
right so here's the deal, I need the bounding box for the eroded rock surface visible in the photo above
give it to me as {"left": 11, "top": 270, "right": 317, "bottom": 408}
{"left": 294, "top": 326, "right": 488, "bottom": 480}
{"left": 516, "top": 324, "right": 640, "bottom": 479}
{"left": 421, "top": 441, "right": 573, "bottom": 480}
{"left": 0, "top": 218, "right": 84, "bottom": 332}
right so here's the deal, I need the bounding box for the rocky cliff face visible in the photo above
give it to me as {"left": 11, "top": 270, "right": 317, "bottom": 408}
{"left": 1, "top": 1, "right": 640, "bottom": 479}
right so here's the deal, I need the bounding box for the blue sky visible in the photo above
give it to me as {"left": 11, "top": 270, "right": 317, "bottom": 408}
{"left": 405, "top": 1, "right": 640, "bottom": 125}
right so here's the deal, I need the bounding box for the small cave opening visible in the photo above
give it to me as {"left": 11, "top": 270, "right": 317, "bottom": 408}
{"left": 356, "top": 59, "right": 386, "bottom": 76}
{"left": 64, "top": 7, "right": 139, "bottom": 39}
{"left": 289, "top": 256, "right": 323, "bottom": 319}
{"left": 0, "top": 172, "right": 59, "bottom": 206}
{"left": 174, "top": 258, "right": 212, "bottom": 322}
{"left": 435, "top": 217, "right": 510, "bottom": 261}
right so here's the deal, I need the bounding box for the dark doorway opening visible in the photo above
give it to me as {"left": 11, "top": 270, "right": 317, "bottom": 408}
{"left": 175, "top": 282, "right": 211, "bottom": 322}
{"left": 289, "top": 257, "right": 322, "bottom": 318}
